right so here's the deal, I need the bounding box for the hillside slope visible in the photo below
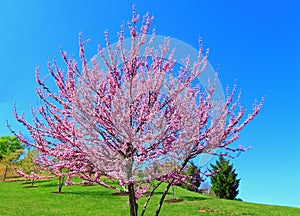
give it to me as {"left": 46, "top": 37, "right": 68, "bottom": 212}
{"left": 0, "top": 180, "right": 299, "bottom": 216}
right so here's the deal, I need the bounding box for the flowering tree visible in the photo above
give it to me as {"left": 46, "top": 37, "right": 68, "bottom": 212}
{"left": 181, "top": 161, "right": 201, "bottom": 192}
{"left": 10, "top": 66, "right": 116, "bottom": 192}
{"left": 9, "top": 45, "right": 114, "bottom": 192}
{"left": 13, "top": 149, "right": 42, "bottom": 186}
{"left": 72, "top": 8, "right": 262, "bottom": 215}
{"left": 11, "top": 7, "right": 262, "bottom": 216}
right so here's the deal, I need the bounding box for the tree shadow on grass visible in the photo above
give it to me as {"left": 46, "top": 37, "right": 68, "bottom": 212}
{"left": 179, "top": 196, "right": 209, "bottom": 202}
{"left": 23, "top": 185, "right": 39, "bottom": 189}
{"left": 152, "top": 191, "right": 168, "bottom": 195}
{"left": 38, "top": 182, "right": 58, "bottom": 188}
{"left": 21, "top": 179, "right": 56, "bottom": 186}
{"left": 165, "top": 198, "right": 184, "bottom": 203}
{"left": 63, "top": 190, "right": 115, "bottom": 198}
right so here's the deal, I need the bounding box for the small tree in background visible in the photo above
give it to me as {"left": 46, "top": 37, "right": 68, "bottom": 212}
{"left": 199, "top": 181, "right": 211, "bottom": 195}
{"left": 0, "top": 136, "right": 24, "bottom": 181}
{"left": 0, "top": 136, "right": 23, "bottom": 161}
{"left": 14, "top": 149, "right": 43, "bottom": 186}
{"left": 209, "top": 156, "right": 240, "bottom": 200}
{"left": 182, "top": 161, "right": 201, "bottom": 192}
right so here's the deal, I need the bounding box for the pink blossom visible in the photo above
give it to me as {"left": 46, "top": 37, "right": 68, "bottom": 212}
{"left": 10, "top": 7, "right": 263, "bottom": 216}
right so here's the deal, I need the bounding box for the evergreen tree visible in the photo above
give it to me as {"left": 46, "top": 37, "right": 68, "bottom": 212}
{"left": 209, "top": 156, "right": 240, "bottom": 200}
{"left": 182, "top": 162, "right": 201, "bottom": 192}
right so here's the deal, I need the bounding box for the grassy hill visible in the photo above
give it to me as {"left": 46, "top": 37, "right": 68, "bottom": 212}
{"left": 0, "top": 179, "right": 299, "bottom": 216}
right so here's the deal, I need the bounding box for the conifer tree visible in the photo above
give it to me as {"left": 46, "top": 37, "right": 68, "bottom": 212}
{"left": 182, "top": 162, "right": 201, "bottom": 192}
{"left": 209, "top": 156, "right": 240, "bottom": 200}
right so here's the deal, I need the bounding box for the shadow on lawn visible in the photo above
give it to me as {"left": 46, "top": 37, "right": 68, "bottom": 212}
{"left": 37, "top": 181, "right": 58, "bottom": 188}
{"left": 180, "top": 196, "right": 209, "bottom": 202}
{"left": 153, "top": 191, "right": 166, "bottom": 195}
{"left": 18, "top": 179, "right": 56, "bottom": 188}
{"left": 63, "top": 190, "right": 115, "bottom": 198}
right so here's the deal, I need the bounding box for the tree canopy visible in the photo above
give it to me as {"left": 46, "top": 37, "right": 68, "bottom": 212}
{"left": 210, "top": 156, "right": 240, "bottom": 200}
{"left": 10, "top": 7, "right": 262, "bottom": 216}
{"left": 0, "top": 136, "right": 23, "bottom": 161}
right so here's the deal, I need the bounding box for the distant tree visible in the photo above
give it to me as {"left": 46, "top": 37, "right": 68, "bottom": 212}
{"left": 0, "top": 136, "right": 23, "bottom": 161}
{"left": 182, "top": 161, "right": 201, "bottom": 192}
{"left": 199, "top": 181, "right": 211, "bottom": 195}
{"left": 209, "top": 156, "right": 240, "bottom": 200}
{"left": 0, "top": 136, "right": 24, "bottom": 181}
{"left": 14, "top": 149, "right": 43, "bottom": 186}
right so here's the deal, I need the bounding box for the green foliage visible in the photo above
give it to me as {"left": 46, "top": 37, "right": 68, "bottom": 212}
{"left": 0, "top": 136, "right": 24, "bottom": 161}
{"left": 18, "top": 150, "right": 39, "bottom": 174}
{"left": 182, "top": 161, "right": 201, "bottom": 192}
{"left": 0, "top": 136, "right": 25, "bottom": 182}
{"left": 15, "top": 149, "right": 43, "bottom": 185}
{"left": 209, "top": 156, "right": 240, "bottom": 200}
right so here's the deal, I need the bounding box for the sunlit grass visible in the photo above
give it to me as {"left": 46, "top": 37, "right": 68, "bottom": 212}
{"left": 0, "top": 179, "right": 299, "bottom": 215}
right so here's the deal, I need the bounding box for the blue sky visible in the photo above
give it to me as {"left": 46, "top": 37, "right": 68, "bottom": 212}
{"left": 1, "top": 0, "right": 299, "bottom": 208}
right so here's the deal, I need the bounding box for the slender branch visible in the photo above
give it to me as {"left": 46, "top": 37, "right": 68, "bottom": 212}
{"left": 140, "top": 181, "right": 162, "bottom": 216}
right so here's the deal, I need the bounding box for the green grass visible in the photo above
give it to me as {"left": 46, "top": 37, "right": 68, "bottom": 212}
{"left": 0, "top": 179, "right": 299, "bottom": 216}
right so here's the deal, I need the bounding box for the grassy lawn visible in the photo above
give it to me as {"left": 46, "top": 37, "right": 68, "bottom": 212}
{"left": 0, "top": 179, "right": 299, "bottom": 216}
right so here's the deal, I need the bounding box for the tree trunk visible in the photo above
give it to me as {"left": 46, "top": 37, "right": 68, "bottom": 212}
{"left": 58, "top": 176, "right": 64, "bottom": 193}
{"left": 172, "top": 186, "right": 176, "bottom": 200}
{"left": 128, "top": 183, "right": 138, "bottom": 216}
{"left": 31, "top": 178, "right": 35, "bottom": 187}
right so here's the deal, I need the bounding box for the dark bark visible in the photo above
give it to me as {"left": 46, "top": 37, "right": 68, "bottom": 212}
{"left": 58, "top": 176, "right": 65, "bottom": 193}
{"left": 155, "top": 180, "right": 173, "bottom": 216}
{"left": 128, "top": 183, "right": 138, "bottom": 216}
{"left": 141, "top": 181, "right": 162, "bottom": 216}
{"left": 155, "top": 158, "right": 190, "bottom": 216}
